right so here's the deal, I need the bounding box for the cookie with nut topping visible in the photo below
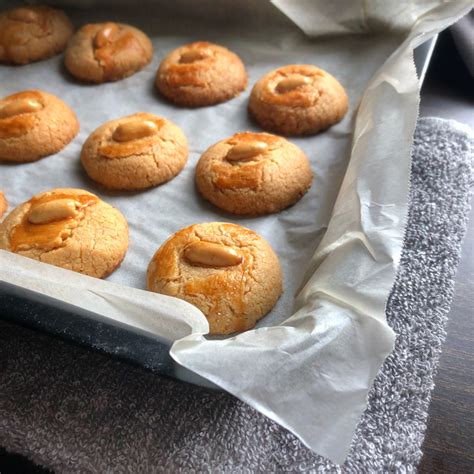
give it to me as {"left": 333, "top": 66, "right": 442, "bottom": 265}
{"left": 249, "top": 64, "right": 348, "bottom": 136}
{"left": 0, "top": 188, "right": 128, "bottom": 278}
{"left": 81, "top": 113, "right": 188, "bottom": 190}
{"left": 147, "top": 222, "right": 283, "bottom": 335}
{"left": 0, "top": 90, "right": 79, "bottom": 162}
{"left": 65, "top": 22, "right": 153, "bottom": 83}
{"left": 0, "top": 5, "right": 73, "bottom": 65}
{"left": 0, "top": 192, "right": 8, "bottom": 220}
{"left": 156, "top": 41, "right": 247, "bottom": 107}
{"left": 196, "top": 132, "right": 312, "bottom": 216}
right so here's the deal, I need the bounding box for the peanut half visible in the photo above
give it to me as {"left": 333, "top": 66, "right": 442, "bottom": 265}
{"left": 276, "top": 75, "right": 311, "bottom": 94}
{"left": 179, "top": 49, "right": 210, "bottom": 64}
{"left": 226, "top": 141, "right": 268, "bottom": 162}
{"left": 94, "top": 23, "right": 119, "bottom": 49}
{"left": 183, "top": 241, "right": 243, "bottom": 267}
{"left": 28, "top": 199, "right": 79, "bottom": 225}
{"left": 0, "top": 98, "right": 43, "bottom": 119}
{"left": 112, "top": 120, "right": 158, "bottom": 142}
{"left": 8, "top": 7, "right": 40, "bottom": 23}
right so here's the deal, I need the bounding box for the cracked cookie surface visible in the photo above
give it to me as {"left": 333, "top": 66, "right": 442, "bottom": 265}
{"left": 249, "top": 64, "right": 348, "bottom": 136}
{"left": 196, "top": 132, "right": 312, "bottom": 216}
{"left": 156, "top": 41, "right": 247, "bottom": 107}
{"left": 0, "top": 5, "right": 73, "bottom": 65}
{"left": 147, "top": 222, "right": 283, "bottom": 335}
{"left": 0, "top": 89, "right": 79, "bottom": 162}
{"left": 81, "top": 112, "right": 188, "bottom": 190}
{"left": 0, "top": 188, "right": 129, "bottom": 278}
{"left": 65, "top": 22, "right": 153, "bottom": 83}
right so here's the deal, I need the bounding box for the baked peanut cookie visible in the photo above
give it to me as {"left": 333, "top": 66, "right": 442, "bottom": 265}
{"left": 156, "top": 41, "right": 247, "bottom": 107}
{"left": 249, "top": 64, "right": 348, "bottom": 136}
{"left": 0, "top": 188, "right": 128, "bottom": 278}
{"left": 65, "top": 22, "right": 153, "bottom": 83}
{"left": 0, "top": 90, "right": 79, "bottom": 162}
{"left": 147, "top": 222, "right": 283, "bottom": 335}
{"left": 196, "top": 132, "right": 312, "bottom": 216}
{"left": 0, "top": 5, "right": 73, "bottom": 65}
{"left": 81, "top": 113, "right": 188, "bottom": 190}
{"left": 0, "top": 192, "right": 7, "bottom": 220}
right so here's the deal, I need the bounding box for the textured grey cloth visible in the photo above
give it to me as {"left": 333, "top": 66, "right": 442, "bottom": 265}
{"left": 0, "top": 117, "right": 472, "bottom": 472}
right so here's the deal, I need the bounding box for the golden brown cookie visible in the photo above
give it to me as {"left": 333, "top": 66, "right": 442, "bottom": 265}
{"left": 248, "top": 64, "right": 348, "bottom": 136}
{"left": 81, "top": 113, "right": 188, "bottom": 190}
{"left": 156, "top": 41, "right": 247, "bottom": 107}
{"left": 0, "top": 192, "right": 7, "bottom": 220}
{"left": 0, "top": 90, "right": 79, "bottom": 162}
{"left": 147, "top": 222, "right": 283, "bottom": 335}
{"left": 64, "top": 22, "right": 153, "bottom": 83}
{"left": 0, "top": 188, "right": 128, "bottom": 278}
{"left": 196, "top": 132, "right": 312, "bottom": 216}
{"left": 0, "top": 5, "right": 73, "bottom": 65}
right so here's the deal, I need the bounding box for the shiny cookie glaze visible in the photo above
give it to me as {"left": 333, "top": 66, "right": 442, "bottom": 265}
{"left": 196, "top": 132, "right": 313, "bottom": 216}
{"left": 147, "top": 222, "right": 283, "bottom": 335}
{"left": 156, "top": 41, "right": 247, "bottom": 107}
{"left": 0, "top": 188, "right": 129, "bottom": 279}
{"left": 248, "top": 64, "right": 349, "bottom": 136}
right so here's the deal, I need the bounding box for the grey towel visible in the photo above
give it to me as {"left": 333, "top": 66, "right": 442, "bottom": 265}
{"left": 0, "top": 117, "right": 472, "bottom": 472}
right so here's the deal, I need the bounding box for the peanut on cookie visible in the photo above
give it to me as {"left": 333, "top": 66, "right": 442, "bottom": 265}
{"left": 81, "top": 113, "right": 188, "bottom": 190}
{"left": 249, "top": 64, "right": 348, "bottom": 136}
{"left": 0, "top": 188, "right": 129, "bottom": 278}
{"left": 0, "top": 5, "right": 74, "bottom": 64}
{"left": 65, "top": 22, "right": 153, "bottom": 83}
{"left": 156, "top": 41, "right": 247, "bottom": 107}
{"left": 0, "top": 90, "right": 79, "bottom": 162}
{"left": 0, "top": 192, "right": 8, "bottom": 220}
{"left": 147, "top": 222, "right": 283, "bottom": 335}
{"left": 196, "top": 132, "right": 313, "bottom": 216}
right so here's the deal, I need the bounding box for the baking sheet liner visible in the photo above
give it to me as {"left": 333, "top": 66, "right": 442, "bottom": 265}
{"left": 1, "top": 0, "right": 471, "bottom": 463}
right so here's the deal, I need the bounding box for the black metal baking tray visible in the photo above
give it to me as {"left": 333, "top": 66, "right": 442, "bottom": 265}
{"left": 0, "top": 38, "right": 437, "bottom": 387}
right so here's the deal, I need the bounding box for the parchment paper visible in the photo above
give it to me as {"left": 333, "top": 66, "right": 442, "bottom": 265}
{"left": 0, "top": 0, "right": 471, "bottom": 463}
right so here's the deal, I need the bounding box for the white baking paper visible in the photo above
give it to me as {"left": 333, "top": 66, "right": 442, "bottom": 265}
{"left": 0, "top": 0, "right": 471, "bottom": 463}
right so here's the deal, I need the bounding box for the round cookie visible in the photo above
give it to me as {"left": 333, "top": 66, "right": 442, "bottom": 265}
{"left": 0, "top": 5, "right": 73, "bottom": 65}
{"left": 196, "top": 132, "right": 312, "bottom": 216}
{"left": 156, "top": 41, "right": 247, "bottom": 107}
{"left": 81, "top": 113, "right": 188, "bottom": 190}
{"left": 0, "top": 188, "right": 128, "bottom": 278}
{"left": 0, "top": 90, "right": 79, "bottom": 162}
{"left": 147, "top": 222, "right": 283, "bottom": 335}
{"left": 248, "top": 64, "right": 348, "bottom": 136}
{"left": 0, "top": 192, "right": 7, "bottom": 219}
{"left": 65, "top": 22, "right": 153, "bottom": 83}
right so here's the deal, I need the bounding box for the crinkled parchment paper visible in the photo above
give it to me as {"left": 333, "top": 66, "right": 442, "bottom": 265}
{"left": 0, "top": 0, "right": 471, "bottom": 463}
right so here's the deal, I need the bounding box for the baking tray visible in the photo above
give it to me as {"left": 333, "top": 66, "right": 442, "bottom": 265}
{"left": 0, "top": 38, "right": 436, "bottom": 389}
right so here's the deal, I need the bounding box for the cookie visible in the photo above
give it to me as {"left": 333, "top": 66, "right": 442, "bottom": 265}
{"left": 0, "top": 5, "right": 73, "bottom": 65}
{"left": 0, "top": 192, "right": 7, "bottom": 220}
{"left": 0, "top": 188, "right": 128, "bottom": 278}
{"left": 155, "top": 41, "right": 247, "bottom": 107}
{"left": 0, "top": 90, "right": 79, "bottom": 162}
{"left": 81, "top": 113, "right": 188, "bottom": 190}
{"left": 64, "top": 22, "right": 153, "bottom": 83}
{"left": 248, "top": 64, "right": 348, "bottom": 136}
{"left": 147, "top": 222, "right": 283, "bottom": 335}
{"left": 196, "top": 132, "right": 312, "bottom": 216}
